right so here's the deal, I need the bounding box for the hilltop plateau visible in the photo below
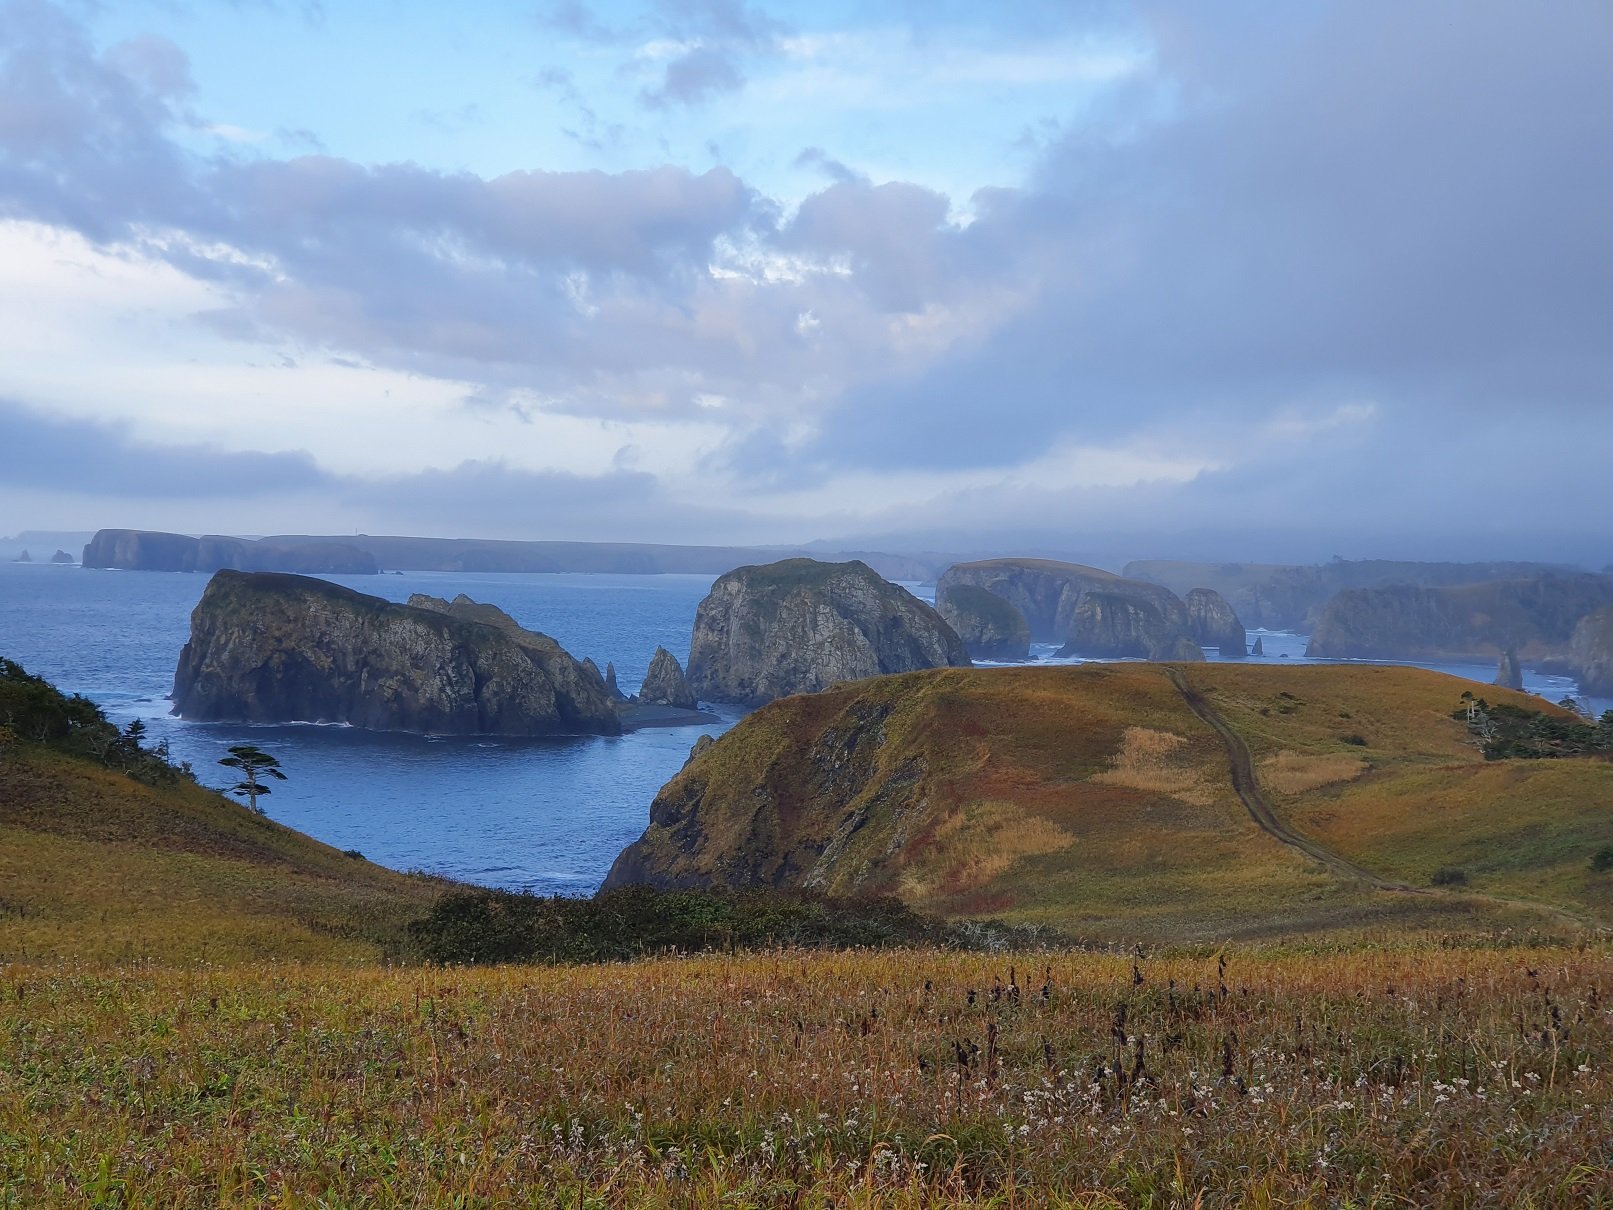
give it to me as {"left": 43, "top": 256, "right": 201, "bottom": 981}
{"left": 608, "top": 663, "right": 1613, "bottom": 939}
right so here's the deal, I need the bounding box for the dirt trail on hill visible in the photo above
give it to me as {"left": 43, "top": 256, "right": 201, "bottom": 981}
{"left": 1164, "top": 667, "right": 1606, "bottom": 930}
{"left": 1163, "top": 667, "right": 1423, "bottom": 892}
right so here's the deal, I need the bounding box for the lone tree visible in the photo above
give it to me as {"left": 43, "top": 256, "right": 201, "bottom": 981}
{"left": 219, "top": 744, "right": 286, "bottom": 814}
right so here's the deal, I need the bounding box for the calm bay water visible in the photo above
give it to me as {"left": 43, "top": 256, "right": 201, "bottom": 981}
{"left": 3, "top": 561, "right": 1604, "bottom": 892}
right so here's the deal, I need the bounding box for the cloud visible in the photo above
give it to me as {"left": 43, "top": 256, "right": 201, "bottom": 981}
{"left": 2, "top": 1, "right": 1611, "bottom": 563}
{"left": 0, "top": 398, "right": 330, "bottom": 498}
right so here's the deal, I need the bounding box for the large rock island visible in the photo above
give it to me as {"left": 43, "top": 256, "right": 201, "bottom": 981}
{"left": 685, "top": 558, "right": 969, "bottom": 706}
{"left": 938, "top": 558, "right": 1203, "bottom": 659}
{"left": 85, "top": 529, "right": 377, "bottom": 575}
{"left": 1305, "top": 573, "right": 1613, "bottom": 661}
{"left": 936, "top": 584, "right": 1031, "bottom": 660}
{"left": 172, "top": 571, "right": 619, "bottom": 735}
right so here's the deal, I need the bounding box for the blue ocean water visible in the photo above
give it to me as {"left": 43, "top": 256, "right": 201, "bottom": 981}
{"left": 3, "top": 562, "right": 1605, "bottom": 892}
{"left": 0, "top": 562, "right": 737, "bottom": 893}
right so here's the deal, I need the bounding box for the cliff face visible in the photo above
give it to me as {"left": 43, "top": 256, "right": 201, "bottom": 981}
{"left": 1570, "top": 609, "right": 1613, "bottom": 697}
{"left": 1058, "top": 593, "right": 1205, "bottom": 661}
{"left": 685, "top": 559, "right": 969, "bottom": 707}
{"left": 172, "top": 572, "right": 619, "bottom": 735}
{"left": 936, "top": 558, "right": 1193, "bottom": 652}
{"left": 1184, "top": 587, "right": 1248, "bottom": 657}
{"left": 84, "top": 529, "right": 377, "bottom": 575}
{"left": 1126, "top": 558, "right": 1574, "bottom": 631}
{"left": 936, "top": 584, "right": 1031, "bottom": 660}
{"left": 1305, "top": 574, "right": 1613, "bottom": 660}
{"left": 639, "top": 646, "right": 698, "bottom": 709}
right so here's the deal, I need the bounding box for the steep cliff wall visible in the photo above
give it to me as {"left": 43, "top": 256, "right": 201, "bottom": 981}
{"left": 685, "top": 559, "right": 969, "bottom": 706}
{"left": 172, "top": 571, "right": 619, "bottom": 735}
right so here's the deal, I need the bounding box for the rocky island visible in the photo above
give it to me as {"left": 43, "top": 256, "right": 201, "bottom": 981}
{"left": 935, "top": 584, "right": 1031, "bottom": 660}
{"left": 685, "top": 558, "right": 969, "bottom": 706}
{"left": 1305, "top": 573, "right": 1613, "bottom": 661}
{"left": 85, "top": 529, "right": 378, "bottom": 575}
{"left": 938, "top": 558, "right": 1203, "bottom": 659}
{"left": 172, "top": 571, "right": 619, "bottom": 735}
{"left": 1184, "top": 587, "right": 1248, "bottom": 657}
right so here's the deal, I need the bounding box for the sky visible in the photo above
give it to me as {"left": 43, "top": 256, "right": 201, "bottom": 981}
{"left": 1, "top": 0, "right": 1610, "bottom": 565}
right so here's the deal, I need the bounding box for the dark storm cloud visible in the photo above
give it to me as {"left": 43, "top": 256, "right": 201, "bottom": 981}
{"left": 805, "top": 0, "right": 1613, "bottom": 471}
{"left": 0, "top": 399, "right": 330, "bottom": 498}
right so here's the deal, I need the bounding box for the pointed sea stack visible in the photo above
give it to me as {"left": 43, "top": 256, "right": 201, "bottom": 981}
{"left": 1494, "top": 647, "right": 1524, "bottom": 691}
{"left": 639, "top": 646, "right": 698, "bottom": 709}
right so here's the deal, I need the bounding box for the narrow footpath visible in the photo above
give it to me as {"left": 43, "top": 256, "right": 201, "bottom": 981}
{"left": 1163, "top": 666, "right": 1422, "bottom": 892}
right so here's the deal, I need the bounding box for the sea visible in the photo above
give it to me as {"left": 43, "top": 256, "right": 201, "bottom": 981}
{"left": 2, "top": 560, "right": 1604, "bottom": 895}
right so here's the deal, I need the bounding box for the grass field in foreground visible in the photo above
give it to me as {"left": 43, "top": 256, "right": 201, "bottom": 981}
{"left": 3, "top": 946, "right": 1610, "bottom": 1207}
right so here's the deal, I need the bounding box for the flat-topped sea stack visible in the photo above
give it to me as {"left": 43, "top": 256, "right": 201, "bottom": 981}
{"left": 172, "top": 571, "right": 619, "bottom": 735}
{"left": 1060, "top": 593, "right": 1205, "bottom": 661}
{"left": 1569, "top": 609, "right": 1613, "bottom": 697}
{"left": 685, "top": 558, "right": 969, "bottom": 706}
{"left": 1185, "top": 587, "right": 1248, "bottom": 657}
{"left": 936, "top": 584, "right": 1031, "bottom": 660}
{"left": 85, "top": 529, "right": 377, "bottom": 575}
{"left": 1305, "top": 574, "right": 1613, "bottom": 661}
{"left": 938, "top": 557, "right": 1201, "bottom": 659}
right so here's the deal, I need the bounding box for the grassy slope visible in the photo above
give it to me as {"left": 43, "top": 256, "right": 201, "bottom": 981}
{"left": 0, "top": 746, "right": 441, "bottom": 963}
{"left": 634, "top": 664, "right": 1613, "bottom": 940}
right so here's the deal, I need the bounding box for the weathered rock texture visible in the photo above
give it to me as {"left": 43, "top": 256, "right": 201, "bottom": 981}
{"left": 1569, "top": 609, "right": 1613, "bottom": 697}
{"left": 1059, "top": 593, "right": 1205, "bottom": 661}
{"left": 172, "top": 571, "right": 619, "bottom": 735}
{"left": 936, "top": 584, "right": 1031, "bottom": 660}
{"left": 1305, "top": 574, "right": 1613, "bottom": 661}
{"left": 639, "top": 646, "right": 698, "bottom": 709}
{"left": 1184, "top": 587, "right": 1248, "bottom": 657}
{"left": 685, "top": 558, "right": 969, "bottom": 706}
{"left": 84, "top": 529, "right": 377, "bottom": 575}
{"left": 936, "top": 558, "right": 1201, "bottom": 660}
{"left": 1494, "top": 648, "right": 1524, "bottom": 691}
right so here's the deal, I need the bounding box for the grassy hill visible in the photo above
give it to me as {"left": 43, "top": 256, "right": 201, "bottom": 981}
{"left": 0, "top": 743, "right": 443, "bottom": 965}
{"left": 609, "top": 663, "right": 1613, "bottom": 940}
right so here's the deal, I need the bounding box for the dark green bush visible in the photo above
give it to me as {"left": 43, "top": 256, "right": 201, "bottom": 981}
{"left": 405, "top": 885, "right": 1009, "bottom": 966}
{"left": 1431, "top": 866, "right": 1469, "bottom": 887}
{"left": 1590, "top": 846, "right": 1613, "bottom": 874}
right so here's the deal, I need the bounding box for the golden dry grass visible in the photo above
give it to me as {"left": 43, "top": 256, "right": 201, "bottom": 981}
{"left": 1093, "top": 726, "right": 1215, "bottom": 806}
{"left": 3, "top": 946, "right": 1611, "bottom": 1207}
{"left": 1258, "top": 750, "right": 1369, "bottom": 795}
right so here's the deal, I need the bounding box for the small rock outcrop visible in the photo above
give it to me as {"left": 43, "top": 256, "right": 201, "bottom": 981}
{"left": 1184, "top": 587, "right": 1248, "bottom": 657}
{"left": 1569, "top": 609, "right": 1613, "bottom": 697}
{"left": 1494, "top": 647, "right": 1524, "bottom": 691}
{"left": 49, "top": 549, "right": 73, "bottom": 564}
{"left": 1059, "top": 593, "right": 1205, "bottom": 661}
{"left": 639, "top": 646, "right": 698, "bottom": 709}
{"left": 936, "top": 584, "right": 1031, "bottom": 660}
{"left": 686, "top": 558, "right": 970, "bottom": 706}
{"left": 83, "top": 529, "right": 377, "bottom": 575}
{"left": 13, "top": 550, "right": 30, "bottom": 563}
{"left": 1251, "top": 636, "right": 1266, "bottom": 656}
{"left": 172, "top": 571, "right": 619, "bottom": 735}
{"left": 604, "top": 662, "right": 625, "bottom": 701}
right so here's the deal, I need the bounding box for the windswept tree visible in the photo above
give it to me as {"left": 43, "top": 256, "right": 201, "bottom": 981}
{"left": 219, "top": 744, "right": 286, "bottom": 814}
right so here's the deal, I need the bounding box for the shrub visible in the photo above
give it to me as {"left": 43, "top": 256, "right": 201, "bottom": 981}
{"left": 1341, "top": 733, "right": 1368, "bottom": 746}
{"left": 1431, "top": 866, "right": 1469, "bottom": 887}
{"left": 404, "top": 885, "right": 1036, "bottom": 966}
{"left": 1591, "top": 846, "right": 1613, "bottom": 874}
